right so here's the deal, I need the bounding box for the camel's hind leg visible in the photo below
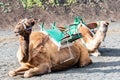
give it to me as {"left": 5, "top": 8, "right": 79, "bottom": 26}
{"left": 79, "top": 48, "right": 92, "bottom": 67}
{"left": 76, "top": 41, "right": 92, "bottom": 67}
{"left": 9, "top": 66, "right": 30, "bottom": 77}
{"left": 24, "top": 63, "right": 51, "bottom": 78}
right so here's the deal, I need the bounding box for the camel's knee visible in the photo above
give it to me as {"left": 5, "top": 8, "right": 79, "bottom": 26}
{"left": 24, "top": 68, "right": 49, "bottom": 78}
{"left": 24, "top": 70, "right": 33, "bottom": 78}
{"left": 79, "top": 52, "right": 92, "bottom": 66}
{"left": 24, "top": 68, "right": 41, "bottom": 78}
{"left": 24, "top": 63, "right": 51, "bottom": 78}
{"left": 79, "top": 58, "right": 92, "bottom": 67}
{"left": 79, "top": 47, "right": 92, "bottom": 67}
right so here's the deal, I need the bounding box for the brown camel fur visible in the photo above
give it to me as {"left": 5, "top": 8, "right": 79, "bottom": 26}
{"left": 9, "top": 18, "right": 92, "bottom": 78}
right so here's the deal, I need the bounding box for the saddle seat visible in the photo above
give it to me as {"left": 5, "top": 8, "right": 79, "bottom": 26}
{"left": 40, "top": 16, "right": 85, "bottom": 45}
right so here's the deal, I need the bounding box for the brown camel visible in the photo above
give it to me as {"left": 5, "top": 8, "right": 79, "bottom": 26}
{"left": 9, "top": 18, "right": 92, "bottom": 78}
{"left": 78, "top": 21, "right": 109, "bottom": 56}
{"left": 59, "top": 21, "right": 109, "bottom": 57}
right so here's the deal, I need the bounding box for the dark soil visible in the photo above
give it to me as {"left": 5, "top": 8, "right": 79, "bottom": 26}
{"left": 0, "top": 0, "right": 120, "bottom": 30}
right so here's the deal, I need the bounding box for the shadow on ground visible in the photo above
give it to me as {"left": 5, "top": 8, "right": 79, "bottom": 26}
{"left": 99, "top": 48, "right": 120, "bottom": 57}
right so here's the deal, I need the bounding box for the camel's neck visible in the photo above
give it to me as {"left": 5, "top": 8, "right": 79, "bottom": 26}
{"left": 19, "top": 33, "right": 30, "bottom": 62}
{"left": 79, "top": 26, "right": 106, "bottom": 52}
{"left": 93, "top": 30, "right": 106, "bottom": 46}
{"left": 80, "top": 26, "right": 93, "bottom": 42}
{"left": 86, "top": 28, "right": 106, "bottom": 51}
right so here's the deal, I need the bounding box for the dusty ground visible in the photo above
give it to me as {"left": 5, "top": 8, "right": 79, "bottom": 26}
{"left": 0, "top": 21, "right": 120, "bottom": 80}
{"left": 0, "top": 0, "right": 120, "bottom": 80}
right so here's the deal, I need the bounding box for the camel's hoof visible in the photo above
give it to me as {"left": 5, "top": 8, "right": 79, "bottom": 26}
{"left": 24, "top": 71, "right": 33, "bottom": 78}
{"left": 91, "top": 51, "right": 101, "bottom": 57}
{"left": 91, "top": 52, "right": 101, "bottom": 57}
{"left": 9, "top": 71, "right": 17, "bottom": 77}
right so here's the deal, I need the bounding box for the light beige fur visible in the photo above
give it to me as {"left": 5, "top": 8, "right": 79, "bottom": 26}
{"left": 78, "top": 21, "right": 109, "bottom": 56}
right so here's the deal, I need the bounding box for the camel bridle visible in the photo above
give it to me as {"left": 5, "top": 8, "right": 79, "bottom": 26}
{"left": 21, "top": 18, "right": 32, "bottom": 31}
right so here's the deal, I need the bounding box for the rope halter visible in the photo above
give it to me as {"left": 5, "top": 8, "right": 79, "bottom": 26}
{"left": 21, "top": 18, "right": 32, "bottom": 31}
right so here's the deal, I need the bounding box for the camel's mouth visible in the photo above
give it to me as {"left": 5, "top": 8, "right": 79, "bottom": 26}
{"left": 14, "top": 30, "right": 20, "bottom": 36}
{"left": 103, "top": 22, "right": 109, "bottom": 32}
{"left": 101, "top": 24, "right": 108, "bottom": 33}
{"left": 104, "top": 24, "right": 108, "bottom": 28}
{"left": 14, "top": 32, "right": 19, "bottom": 36}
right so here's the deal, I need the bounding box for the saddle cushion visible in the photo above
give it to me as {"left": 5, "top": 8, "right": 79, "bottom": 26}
{"left": 40, "top": 16, "right": 84, "bottom": 44}
{"left": 46, "top": 28, "right": 64, "bottom": 43}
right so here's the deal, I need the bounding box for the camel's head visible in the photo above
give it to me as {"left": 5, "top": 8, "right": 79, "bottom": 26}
{"left": 14, "top": 18, "right": 35, "bottom": 36}
{"left": 87, "top": 21, "right": 109, "bottom": 33}
{"left": 96, "top": 21, "right": 109, "bottom": 33}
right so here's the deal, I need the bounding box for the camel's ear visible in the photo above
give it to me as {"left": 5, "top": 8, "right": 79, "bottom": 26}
{"left": 31, "top": 19, "right": 35, "bottom": 26}
{"left": 29, "top": 19, "right": 35, "bottom": 26}
{"left": 87, "top": 23, "right": 97, "bottom": 29}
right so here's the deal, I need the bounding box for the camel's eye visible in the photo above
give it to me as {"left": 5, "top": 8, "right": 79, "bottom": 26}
{"left": 18, "top": 27, "right": 21, "bottom": 30}
{"left": 17, "top": 25, "right": 21, "bottom": 30}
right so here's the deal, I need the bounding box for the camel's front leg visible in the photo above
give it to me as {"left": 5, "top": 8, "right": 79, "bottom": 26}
{"left": 9, "top": 66, "right": 29, "bottom": 77}
{"left": 24, "top": 63, "right": 51, "bottom": 78}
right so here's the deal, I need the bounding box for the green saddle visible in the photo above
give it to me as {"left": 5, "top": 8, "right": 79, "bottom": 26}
{"left": 40, "top": 16, "right": 85, "bottom": 44}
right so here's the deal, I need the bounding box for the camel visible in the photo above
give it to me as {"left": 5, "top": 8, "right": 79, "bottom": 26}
{"left": 9, "top": 18, "right": 92, "bottom": 78}
{"left": 59, "top": 20, "right": 109, "bottom": 57}
{"left": 78, "top": 21, "right": 109, "bottom": 56}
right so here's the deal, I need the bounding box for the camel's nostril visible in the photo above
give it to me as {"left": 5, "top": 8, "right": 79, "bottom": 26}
{"left": 105, "top": 22, "right": 109, "bottom": 26}
{"left": 14, "top": 30, "right": 17, "bottom": 33}
{"left": 104, "top": 22, "right": 109, "bottom": 27}
{"left": 14, "top": 31, "right": 19, "bottom": 36}
{"left": 14, "top": 29, "right": 20, "bottom": 36}
{"left": 14, "top": 30, "right": 18, "bottom": 33}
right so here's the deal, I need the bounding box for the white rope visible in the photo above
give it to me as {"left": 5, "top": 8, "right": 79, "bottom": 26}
{"left": 22, "top": 23, "right": 26, "bottom": 29}
{"left": 60, "top": 39, "right": 74, "bottom": 64}
{"left": 21, "top": 18, "right": 32, "bottom": 30}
